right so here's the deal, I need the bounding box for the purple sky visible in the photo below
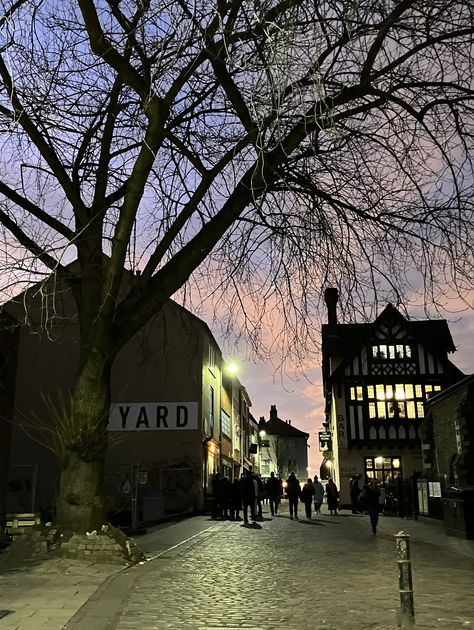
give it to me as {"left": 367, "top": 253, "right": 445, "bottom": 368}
{"left": 227, "top": 307, "right": 474, "bottom": 476}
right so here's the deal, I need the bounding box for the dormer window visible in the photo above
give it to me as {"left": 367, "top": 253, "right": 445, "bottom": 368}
{"left": 371, "top": 344, "right": 412, "bottom": 360}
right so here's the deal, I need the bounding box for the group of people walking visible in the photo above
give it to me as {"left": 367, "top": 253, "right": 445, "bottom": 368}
{"left": 212, "top": 469, "right": 384, "bottom": 533}
{"left": 212, "top": 470, "right": 342, "bottom": 523}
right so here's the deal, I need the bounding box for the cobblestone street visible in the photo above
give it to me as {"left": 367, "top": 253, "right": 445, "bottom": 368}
{"left": 68, "top": 504, "right": 474, "bottom": 630}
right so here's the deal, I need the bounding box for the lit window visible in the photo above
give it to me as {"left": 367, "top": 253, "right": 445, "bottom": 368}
{"left": 415, "top": 384, "right": 423, "bottom": 397}
{"left": 405, "top": 345, "right": 412, "bottom": 358}
{"left": 395, "top": 384, "right": 405, "bottom": 400}
{"left": 405, "top": 384, "right": 414, "bottom": 399}
{"left": 369, "top": 402, "right": 377, "bottom": 418}
{"left": 376, "top": 384, "right": 385, "bottom": 400}
{"left": 377, "top": 401, "right": 386, "bottom": 418}
{"left": 388, "top": 345, "right": 396, "bottom": 359}
{"left": 386, "top": 384, "right": 393, "bottom": 399}
{"left": 434, "top": 385, "right": 441, "bottom": 392}
{"left": 367, "top": 385, "right": 375, "bottom": 399}
{"left": 406, "top": 401, "right": 416, "bottom": 418}
{"left": 417, "top": 402, "right": 425, "bottom": 418}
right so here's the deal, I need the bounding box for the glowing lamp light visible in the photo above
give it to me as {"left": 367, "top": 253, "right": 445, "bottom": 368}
{"left": 259, "top": 429, "right": 266, "bottom": 438}
{"left": 226, "top": 361, "right": 239, "bottom": 375}
{"left": 393, "top": 458, "right": 401, "bottom": 469}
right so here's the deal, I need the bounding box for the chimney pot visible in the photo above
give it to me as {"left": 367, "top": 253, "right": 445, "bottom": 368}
{"left": 324, "top": 287, "right": 339, "bottom": 326}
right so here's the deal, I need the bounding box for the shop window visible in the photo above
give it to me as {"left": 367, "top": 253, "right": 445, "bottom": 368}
{"left": 364, "top": 456, "right": 402, "bottom": 485}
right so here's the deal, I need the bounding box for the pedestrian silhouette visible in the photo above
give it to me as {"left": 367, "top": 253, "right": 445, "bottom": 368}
{"left": 286, "top": 472, "right": 301, "bottom": 520}
{"left": 229, "top": 478, "right": 242, "bottom": 521}
{"left": 239, "top": 470, "right": 257, "bottom": 524}
{"left": 350, "top": 474, "right": 362, "bottom": 514}
{"left": 301, "top": 478, "right": 315, "bottom": 519}
{"left": 313, "top": 475, "right": 324, "bottom": 514}
{"left": 363, "top": 477, "right": 381, "bottom": 533}
{"left": 326, "top": 478, "right": 339, "bottom": 515}
{"left": 266, "top": 471, "right": 281, "bottom": 516}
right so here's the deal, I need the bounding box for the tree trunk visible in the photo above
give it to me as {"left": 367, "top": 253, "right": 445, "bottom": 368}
{"left": 55, "top": 347, "right": 112, "bottom": 533}
{"left": 56, "top": 452, "right": 105, "bottom": 533}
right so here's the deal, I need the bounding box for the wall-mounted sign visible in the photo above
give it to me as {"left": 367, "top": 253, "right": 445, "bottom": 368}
{"left": 319, "top": 431, "right": 332, "bottom": 452}
{"left": 109, "top": 402, "right": 198, "bottom": 431}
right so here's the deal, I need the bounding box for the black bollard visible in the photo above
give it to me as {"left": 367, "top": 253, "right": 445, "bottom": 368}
{"left": 395, "top": 530, "right": 415, "bottom": 628}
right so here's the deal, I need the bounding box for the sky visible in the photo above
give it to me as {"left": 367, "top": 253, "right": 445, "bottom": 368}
{"left": 219, "top": 302, "right": 474, "bottom": 478}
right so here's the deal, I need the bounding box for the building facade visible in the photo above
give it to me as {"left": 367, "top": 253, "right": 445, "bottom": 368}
{"left": 321, "top": 288, "right": 464, "bottom": 506}
{"left": 1, "top": 279, "right": 254, "bottom": 523}
{"left": 258, "top": 405, "right": 309, "bottom": 481}
{"left": 423, "top": 374, "right": 474, "bottom": 487}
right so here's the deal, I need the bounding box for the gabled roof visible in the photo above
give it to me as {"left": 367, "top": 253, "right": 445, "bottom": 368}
{"left": 322, "top": 303, "right": 463, "bottom": 383}
{"left": 261, "top": 416, "right": 309, "bottom": 439}
{"left": 425, "top": 374, "right": 474, "bottom": 407}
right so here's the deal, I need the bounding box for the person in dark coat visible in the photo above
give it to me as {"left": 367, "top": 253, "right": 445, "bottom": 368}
{"left": 218, "top": 475, "right": 232, "bottom": 519}
{"left": 211, "top": 472, "right": 221, "bottom": 519}
{"left": 266, "top": 472, "right": 281, "bottom": 516}
{"left": 350, "top": 474, "right": 362, "bottom": 514}
{"left": 313, "top": 475, "right": 324, "bottom": 514}
{"left": 363, "top": 477, "right": 381, "bottom": 533}
{"left": 326, "top": 478, "right": 339, "bottom": 515}
{"left": 255, "top": 474, "right": 264, "bottom": 519}
{"left": 286, "top": 472, "right": 301, "bottom": 520}
{"left": 301, "top": 478, "right": 316, "bottom": 519}
{"left": 229, "top": 478, "right": 242, "bottom": 521}
{"left": 239, "top": 470, "right": 257, "bottom": 524}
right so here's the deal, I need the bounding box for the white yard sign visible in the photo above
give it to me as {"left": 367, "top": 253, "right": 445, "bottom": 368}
{"left": 108, "top": 402, "right": 198, "bottom": 431}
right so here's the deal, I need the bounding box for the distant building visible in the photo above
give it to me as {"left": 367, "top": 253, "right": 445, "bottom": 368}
{"left": 0, "top": 276, "right": 254, "bottom": 523}
{"left": 258, "top": 405, "right": 309, "bottom": 480}
{"left": 321, "top": 288, "right": 464, "bottom": 506}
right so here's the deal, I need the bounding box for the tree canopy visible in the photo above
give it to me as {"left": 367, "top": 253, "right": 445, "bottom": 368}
{"left": 0, "top": 0, "right": 473, "bottom": 530}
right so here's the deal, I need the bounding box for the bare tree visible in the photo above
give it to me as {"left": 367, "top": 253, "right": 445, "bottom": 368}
{"left": 0, "top": 0, "right": 473, "bottom": 532}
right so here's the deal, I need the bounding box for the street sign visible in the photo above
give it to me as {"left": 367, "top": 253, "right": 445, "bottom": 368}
{"left": 319, "top": 431, "right": 332, "bottom": 452}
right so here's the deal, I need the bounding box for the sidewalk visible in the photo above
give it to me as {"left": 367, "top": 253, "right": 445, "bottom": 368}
{"left": 0, "top": 507, "right": 473, "bottom": 630}
{"left": 0, "top": 516, "right": 217, "bottom": 630}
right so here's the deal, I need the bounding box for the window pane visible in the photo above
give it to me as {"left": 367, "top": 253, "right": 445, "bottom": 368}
{"left": 405, "top": 345, "right": 412, "bottom": 358}
{"left": 386, "top": 384, "right": 393, "bottom": 399}
{"left": 367, "top": 385, "right": 375, "bottom": 399}
{"left": 405, "top": 384, "right": 414, "bottom": 399}
{"left": 369, "top": 402, "right": 377, "bottom": 418}
{"left": 377, "top": 402, "right": 386, "bottom": 418}
{"left": 398, "top": 402, "right": 406, "bottom": 418}
{"left": 388, "top": 345, "right": 395, "bottom": 359}
{"left": 415, "top": 384, "right": 423, "bottom": 398}
{"left": 366, "top": 459, "right": 373, "bottom": 469}
{"left": 376, "top": 384, "right": 385, "bottom": 400}
{"left": 379, "top": 345, "right": 387, "bottom": 358}
{"left": 395, "top": 384, "right": 405, "bottom": 400}
{"left": 417, "top": 402, "right": 425, "bottom": 418}
{"left": 434, "top": 385, "right": 441, "bottom": 392}
{"left": 406, "top": 401, "right": 416, "bottom": 418}
{"left": 372, "top": 346, "right": 378, "bottom": 358}
{"left": 396, "top": 344, "right": 404, "bottom": 358}
{"left": 350, "top": 387, "right": 356, "bottom": 400}
{"left": 357, "top": 386, "right": 363, "bottom": 400}
{"left": 425, "top": 385, "right": 433, "bottom": 393}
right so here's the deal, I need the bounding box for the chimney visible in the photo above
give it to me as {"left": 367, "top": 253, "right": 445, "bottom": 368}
{"left": 288, "top": 419, "right": 291, "bottom": 425}
{"left": 270, "top": 405, "right": 278, "bottom": 421}
{"left": 324, "top": 287, "right": 339, "bottom": 326}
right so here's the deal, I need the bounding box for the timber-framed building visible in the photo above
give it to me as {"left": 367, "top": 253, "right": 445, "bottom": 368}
{"left": 321, "top": 288, "right": 464, "bottom": 505}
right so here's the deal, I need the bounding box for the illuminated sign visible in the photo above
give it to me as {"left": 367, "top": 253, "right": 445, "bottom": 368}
{"left": 319, "top": 431, "right": 332, "bottom": 452}
{"left": 108, "top": 402, "right": 198, "bottom": 431}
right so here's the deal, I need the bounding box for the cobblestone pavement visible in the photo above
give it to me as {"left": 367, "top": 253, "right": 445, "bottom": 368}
{"left": 67, "top": 505, "right": 474, "bottom": 630}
